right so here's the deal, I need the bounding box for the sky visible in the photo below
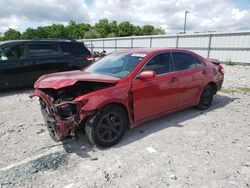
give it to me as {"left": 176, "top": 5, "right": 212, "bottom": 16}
{"left": 0, "top": 0, "right": 250, "bottom": 34}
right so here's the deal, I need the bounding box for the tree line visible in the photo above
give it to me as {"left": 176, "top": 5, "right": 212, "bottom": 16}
{"left": 0, "top": 19, "right": 166, "bottom": 41}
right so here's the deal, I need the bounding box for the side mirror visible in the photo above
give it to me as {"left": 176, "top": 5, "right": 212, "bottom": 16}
{"left": 138, "top": 70, "right": 156, "bottom": 80}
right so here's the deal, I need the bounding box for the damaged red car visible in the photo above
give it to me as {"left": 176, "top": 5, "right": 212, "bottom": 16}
{"left": 30, "top": 48, "right": 224, "bottom": 147}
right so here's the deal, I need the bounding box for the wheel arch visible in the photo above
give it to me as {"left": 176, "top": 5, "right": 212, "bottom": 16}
{"left": 99, "top": 102, "right": 131, "bottom": 128}
{"left": 207, "top": 81, "right": 218, "bottom": 94}
{"left": 196, "top": 81, "right": 217, "bottom": 105}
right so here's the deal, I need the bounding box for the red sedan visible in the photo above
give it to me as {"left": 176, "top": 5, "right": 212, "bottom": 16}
{"left": 31, "top": 48, "right": 224, "bottom": 147}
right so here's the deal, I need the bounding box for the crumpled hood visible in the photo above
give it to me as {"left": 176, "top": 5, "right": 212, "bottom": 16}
{"left": 35, "top": 71, "right": 120, "bottom": 89}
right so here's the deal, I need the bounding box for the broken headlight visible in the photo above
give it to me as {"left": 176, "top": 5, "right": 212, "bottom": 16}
{"left": 56, "top": 103, "right": 77, "bottom": 118}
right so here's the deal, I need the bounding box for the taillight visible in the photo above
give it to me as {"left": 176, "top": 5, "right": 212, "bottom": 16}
{"left": 218, "top": 65, "right": 224, "bottom": 75}
{"left": 85, "top": 55, "right": 94, "bottom": 61}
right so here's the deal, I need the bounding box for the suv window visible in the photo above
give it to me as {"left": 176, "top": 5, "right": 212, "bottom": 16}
{"left": 28, "top": 43, "right": 59, "bottom": 57}
{"left": 0, "top": 45, "right": 25, "bottom": 61}
{"left": 60, "top": 42, "right": 91, "bottom": 56}
{"left": 143, "top": 53, "right": 172, "bottom": 75}
{"left": 172, "top": 52, "right": 198, "bottom": 71}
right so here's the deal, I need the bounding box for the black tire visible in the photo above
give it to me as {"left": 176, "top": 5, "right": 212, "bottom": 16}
{"left": 197, "top": 85, "right": 214, "bottom": 110}
{"left": 85, "top": 105, "right": 128, "bottom": 147}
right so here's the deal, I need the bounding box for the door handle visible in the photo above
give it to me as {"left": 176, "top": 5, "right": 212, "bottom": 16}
{"left": 170, "top": 77, "right": 179, "bottom": 83}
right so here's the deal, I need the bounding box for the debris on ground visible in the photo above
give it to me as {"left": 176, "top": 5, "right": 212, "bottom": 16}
{"left": 90, "top": 157, "right": 98, "bottom": 161}
{"left": 36, "top": 129, "right": 45, "bottom": 134}
{"left": 17, "top": 123, "right": 25, "bottom": 127}
{"left": 146, "top": 147, "right": 156, "bottom": 153}
{"left": 0, "top": 152, "right": 68, "bottom": 186}
{"left": 170, "top": 174, "right": 177, "bottom": 180}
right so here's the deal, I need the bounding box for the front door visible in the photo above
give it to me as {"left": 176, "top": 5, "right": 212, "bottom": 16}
{"left": 0, "top": 43, "right": 30, "bottom": 89}
{"left": 132, "top": 52, "right": 178, "bottom": 122}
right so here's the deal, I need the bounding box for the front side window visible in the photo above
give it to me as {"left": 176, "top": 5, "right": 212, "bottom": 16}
{"left": 28, "top": 43, "right": 59, "bottom": 57}
{"left": 143, "top": 53, "right": 172, "bottom": 75}
{"left": 0, "top": 45, "right": 24, "bottom": 61}
{"left": 85, "top": 52, "right": 146, "bottom": 78}
{"left": 172, "top": 52, "right": 198, "bottom": 71}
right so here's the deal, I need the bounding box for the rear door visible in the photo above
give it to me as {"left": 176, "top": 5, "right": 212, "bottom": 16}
{"left": 26, "top": 42, "right": 66, "bottom": 83}
{"left": 0, "top": 43, "right": 30, "bottom": 89}
{"left": 172, "top": 52, "right": 207, "bottom": 107}
{"left": 132, "top": 52, "right": 178, "bottom": 122}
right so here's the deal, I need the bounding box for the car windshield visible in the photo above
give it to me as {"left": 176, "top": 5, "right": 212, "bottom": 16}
{"left": 85, "top": 52, "right": 146, "bottom": 78}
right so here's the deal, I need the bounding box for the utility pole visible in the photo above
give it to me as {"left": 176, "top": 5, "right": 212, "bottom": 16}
{"left": 183, "top": 10, "right": 189, "bottom": 33}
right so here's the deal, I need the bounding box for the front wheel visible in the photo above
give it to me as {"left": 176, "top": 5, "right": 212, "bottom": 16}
{"left": 197, "top": 85, "right": 214, "bottom": 110}
{"left": 85, "top": 105, "right": 127, "bottom": 147}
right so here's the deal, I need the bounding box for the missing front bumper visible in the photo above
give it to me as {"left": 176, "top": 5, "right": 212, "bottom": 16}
{"left": 40, "top": 100, "right": 80, "bottom": 141}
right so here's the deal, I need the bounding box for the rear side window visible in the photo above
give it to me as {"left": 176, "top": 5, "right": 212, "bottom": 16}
{"left": 60, "top": 42, "right": 91, "bottom": 56}
{"left": 28, "top": 43, "right": 59, "bottom": 57}
{"left": 194, "top": 58, "right": 205, "bottom": 68}
{"left": 0, "top": 44, "right": 25, "bottom": 61}
{"left": 172, "top": 52, "right": 198, "bottom": 71}
{"left": 143, "top": 53, "right": 172, "bottom": 75}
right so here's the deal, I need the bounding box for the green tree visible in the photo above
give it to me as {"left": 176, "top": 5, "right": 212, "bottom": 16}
{"left": 84, "top": 29, "right": 101, "bottom": 39}
{"left": 0, "top": 19, "right": 166, "bottom": 41}
{"left": 35, "top": 26, "right": 49, "bottom": 38}
{"left": 22, "top": 27, "right": 50, "bottom": 39}
{"left": 133, "top": 25, "right": 142, "bottom": 36}
{"left": 153, "top": 27, "right": 166, "bottom": 35}
{"left": 65, "top": 21, "right": 91, "bottom": 39}
{"left": 78, "top": 23, "right": 91, "bottom": 38}
{"left": 22, "top": 28, "right": 35, "bottom": 39}
{"left": 66, "top": 21, "right": 80, "bottom": 39}
{"left": 46, "top": 24, "right": 67, "bottom": 39}
{"left": 142, "top": 25, "right": 155, "bottom": 35}
{"left": 118, "top": 21, "right": 134, "bottom": 37}
{"left": 107, "top": 21, "right": 118, "bottom": 37}
{"left": 0, "top": 32, "right": 4, "bottom": 41}
{"left": 94, "top": 19, "right": 112, "bottom": 38}
{"left": 3, "top": 28, "right": 21, "bottom": 40}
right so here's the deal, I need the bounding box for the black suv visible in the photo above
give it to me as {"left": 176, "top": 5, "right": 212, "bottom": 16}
{"left": 0, "top": 39, "right": 93, "bottom": 90}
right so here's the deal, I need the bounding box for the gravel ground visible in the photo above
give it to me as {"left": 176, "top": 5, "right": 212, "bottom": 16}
{"left": 0, "top": 65, "right": 250, "bottom": 188}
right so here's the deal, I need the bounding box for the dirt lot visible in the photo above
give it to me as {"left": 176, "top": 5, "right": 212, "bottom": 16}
{"left": 0, "top": 65, "right": 250, "bottom": 188}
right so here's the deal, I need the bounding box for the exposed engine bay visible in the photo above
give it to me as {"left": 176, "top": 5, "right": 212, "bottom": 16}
{"left": 40, "top": 81, "right": 115, "bottom": 104}
{"left": 31, "top": 81, "right": 115, "bottom": 141}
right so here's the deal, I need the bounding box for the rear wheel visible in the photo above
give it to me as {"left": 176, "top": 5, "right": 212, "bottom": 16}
{"left": 85, "top": 105, "right": 127, "bottom": 147}
{"left": 197, "top": 85, "right": 214, "bottom": 110}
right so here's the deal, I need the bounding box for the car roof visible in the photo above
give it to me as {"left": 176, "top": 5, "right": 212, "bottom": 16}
{"left": 0, "top": 39, "right": 82, "bottom": 46}
{"left": 113, "top": 48, "right": 195, "bottom": 55}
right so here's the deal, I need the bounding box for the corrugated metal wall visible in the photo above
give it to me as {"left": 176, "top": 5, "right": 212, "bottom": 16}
{"left": 80, "top": 31, "right": 250, "bottom": 64}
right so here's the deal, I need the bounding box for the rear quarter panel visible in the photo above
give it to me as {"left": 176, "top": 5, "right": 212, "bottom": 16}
{"left": 204, "top": 59, "right": 224, "bottom": 83}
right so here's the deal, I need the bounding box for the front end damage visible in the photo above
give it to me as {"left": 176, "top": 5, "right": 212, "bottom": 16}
{"left": 30, "top": 81, "right": 115, "bottom": 141}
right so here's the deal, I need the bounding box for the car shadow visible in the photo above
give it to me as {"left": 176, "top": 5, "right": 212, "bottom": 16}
{"left": 114, "top": 94, "right": 237, "bottom": 149}
{"left": 62, "top": 134, "right": 94, "bottom": 158}
{"left": 62, "top": 94, "right": 237, "bottom": 157}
